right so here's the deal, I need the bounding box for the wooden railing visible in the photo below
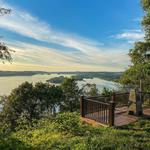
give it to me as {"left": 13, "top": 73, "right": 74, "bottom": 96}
{"left": 80, "top": 96, "right": 115, "bottom": 126}
{"left": 114, "top": 93, "right": 129, "bottom": 107}
{"left": 80, "top": 92, "right": 150, "bottom": 127}
{"left": 80, "top": 93, "right": 129, "bottom": 126}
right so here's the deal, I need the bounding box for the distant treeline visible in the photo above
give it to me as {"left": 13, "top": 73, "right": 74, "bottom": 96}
{"left": 74, "top": 72, "right": 123, "bottom": 82}
{"left": 47, "top": 72, "right": 123, "bottom": 83}
{"left": 0, "top": 71, "right": 51, "bottom": 77}
{"left": 0, "top": 71, "right": 123, "bottom": 82}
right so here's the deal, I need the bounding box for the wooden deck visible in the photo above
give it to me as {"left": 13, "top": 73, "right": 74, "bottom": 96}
{"left": 81, "top": 107, "right": 150, "bottom": 127}
{"left": 143, "top": 107, "right": 150, "bottom": 116}
{"left": 115, "top": 110, "right": 138, "bottom": 126}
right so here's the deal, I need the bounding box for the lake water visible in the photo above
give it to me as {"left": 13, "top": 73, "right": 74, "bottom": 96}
{"left": 78, "top": 78, "right": 119, "bottom": 91}
{"left": 0, "top": 74, "right": 119, "bottom": 96}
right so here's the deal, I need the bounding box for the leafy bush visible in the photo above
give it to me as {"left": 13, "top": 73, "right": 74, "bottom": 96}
{"left": 1, "top": 82, "right": 63, "bottom": 130}
{"left": 54, "top": 112, "right": 90, "bottom": 136}
{"left": 0, "top": 113, "right": 150, "bottom": 150}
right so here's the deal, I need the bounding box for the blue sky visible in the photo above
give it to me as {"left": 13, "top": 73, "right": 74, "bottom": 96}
{"left": 0, "top": 0, "right": 145, "bottom": 71}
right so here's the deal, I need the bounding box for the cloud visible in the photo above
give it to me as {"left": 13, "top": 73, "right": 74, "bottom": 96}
{"left": 114, "top": 30, "right": 145, "bottom": 42}
{"left": 0, "top": 1, "right": 130, "bottom": 71}
{"left": 0, "top": 40, "right": 130, "bottom": 72}
{"left": 0, "top": 1, "right": 104, "bottom": 55}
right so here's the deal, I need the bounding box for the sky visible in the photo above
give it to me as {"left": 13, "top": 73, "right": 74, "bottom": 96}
{"left": 0, "top": 0, "right": 145, "bottom": 72}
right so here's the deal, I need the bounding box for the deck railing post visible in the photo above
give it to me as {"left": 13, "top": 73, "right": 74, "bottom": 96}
{"left": 109, "top": 93, "right": 115, "bottom": 126}
{"left": 109, "top": 101, "right": 115, "bottom": 126}
{"left": 112, "top": 92, "right": 116, "bottom": 102}
{"left": 80, "top": 96, "right": 85, "bottom": 117}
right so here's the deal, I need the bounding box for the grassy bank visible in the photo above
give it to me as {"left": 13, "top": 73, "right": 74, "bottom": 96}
{"left": 0, "top": 112, "right": 150, "bottom": 150}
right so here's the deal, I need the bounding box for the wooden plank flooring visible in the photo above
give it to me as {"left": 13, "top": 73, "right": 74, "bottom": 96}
{"left": 115, "top": 107, "right": 150, "bottom": 126}
{"left": 143, "top": 107, "right": 150, "bottom": 116}
{"left": 114, "top": 112, "right": 138, "bottom": 126}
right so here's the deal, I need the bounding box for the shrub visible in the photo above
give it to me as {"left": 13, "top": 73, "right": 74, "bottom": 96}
{"left": 54, "top": 112, "right": 89, "bottom": 136}
{"left": 0, "top": 113, "right": 150, "bottom": 150}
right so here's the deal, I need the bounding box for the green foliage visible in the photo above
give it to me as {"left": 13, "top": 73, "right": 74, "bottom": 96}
{"left": 60, "top": 77, "right": 81, "bottom": 112}
{"left": 142, "top": 0, "right": 150, "bottom": 11}
{"left": 0, "top": 112, "right": 150, "bottom": 150}
{"left": 34, "top": 82, "right": 63, "bottom": 114}
{"left": 120, "top": 52, "right": 150, "bottom": 91}
{"left": 2, "top": 82, "right": 35, "bottom": 129}
{"left": 45, "top": 72, "right": 122, "bottom": 84}
{"left": 47, "top": 76, "right": 65, "bottom": 84}
{"left": 129, "top": 42, "right": 149, "bottom": 65}
{"left": 74, "top": 72, "right": 122, "bottom": 82}
{"left": 1, "top": 82, "right": 63, "bottom": 129}
{"left": 0, "top": 135, "right": 31, "bottom": 150}
{"left": 82, "top": 83, "right": 99, "bottom": 97}
{"left": 120, "top": 1, "right": 150, "bottom": 91}
{"left": 101, "top": 87, "right": 113, "bottom": 96}
{"left": 54, "top": 112, "right": 89, "bottom": 136}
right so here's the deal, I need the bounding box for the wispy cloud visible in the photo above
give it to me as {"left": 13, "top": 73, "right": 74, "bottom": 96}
{"left": 0, "top": 1, "right": 130, "bottom": 71}
{"left": 1, "top": 40, "right": 129, "bottom": 71}
{"left": 113, "top": 29, "right": 144, "bottom": 43}
{"left": 0, "top": 1, "right": 104, "bottom": 55}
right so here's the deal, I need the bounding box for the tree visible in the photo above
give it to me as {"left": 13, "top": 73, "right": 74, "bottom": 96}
{"left": 0, "top": 96, "right": 7, "bottom": 112}
{"left": 120, "top": 0, "right": 150, "bottom": 92}
{"left": 82, "top": 83, "right": 99, "bottom": 97}
{"left": 101, "top": 87, "right": 113, "bottom": 96}
{"left": 60, "top": 77, "right": 81, "bottom": 112}
{"left": 0, "top": 42, "right": 12, "bottom": 62}
{"left": 0, "top": 7, "right": 12, "bottom": 62}
{"left": 34, "top": 82, "right": 63, "bottom": 114}
{"left": 0, "top": 82, "right": 63, "bottom": 129}
{"left": 2, "top": 82, "right": 36, "bottom": 129}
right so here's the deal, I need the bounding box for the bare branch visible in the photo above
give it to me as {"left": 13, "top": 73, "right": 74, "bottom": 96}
{"left": 0, "top": 7, "right": 13, "bottom": 62}
{"left": 0, "top": 42, "right": 13, "bottom": 62}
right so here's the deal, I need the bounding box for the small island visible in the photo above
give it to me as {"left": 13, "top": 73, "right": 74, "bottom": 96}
{"left": 46, "top": 72, "right": 122, "bottom": 84}
{"left": 46, "top": 76, "right": 65, "bottom": 84}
